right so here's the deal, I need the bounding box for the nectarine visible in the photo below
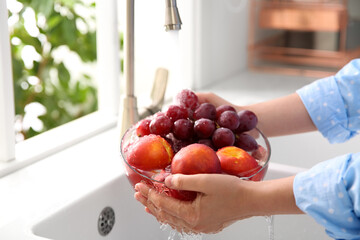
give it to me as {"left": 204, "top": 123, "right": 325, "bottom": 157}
{"left": 171, "top": 143, "right": 221, "bottom": 175}
{"left": 127, "top": 134, "right": 174, "bottom": 171}
{"left": 216, "top": 146, "right": 259, "bottom": 177}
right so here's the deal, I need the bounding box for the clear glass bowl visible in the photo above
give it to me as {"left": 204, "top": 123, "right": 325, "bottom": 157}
{"left": 120, "top": 125, "right": 271, "bottom": 200}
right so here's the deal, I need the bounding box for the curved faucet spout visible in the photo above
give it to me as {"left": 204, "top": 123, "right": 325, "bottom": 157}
{"left": 118, "top": 0, "right": 182, "bottom": 137}
{"left": 165, "top": 0, "right": 182, "bottom": 31}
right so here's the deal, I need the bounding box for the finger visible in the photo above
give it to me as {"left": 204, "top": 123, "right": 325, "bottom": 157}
{"left": 137, "top": 181, "right": 201, "bottom": 229}
{"left": 143, "top": 192, "right": 160, "bottom": 215}
{"left": 165, "top": 174, "right": 207, "bottom": 192}
{"left": 195, "top": 92, "right": 213, "bottom": 104}
{"left": 144, "top": 190, "right": 195, "bottom": 230}
{"left": 134, "top": 191, "right": 155, "bottom": 217}
{"left": 136, "top": 182, "right": 192, "bottom": 221}
{"left": 156, "top": 209, "right": 193, "bottom": 232}
{"left": 135, "top": 182, "right": 151, "bottom": 198}
{"left": 165, "top": 173, "right": 238, "bottom": 194}
{"left": 147, "top": 186, "right": 186, "bottom": 217}
{"left": 134, "top": 183, "right": 159, "bottom": 216}
{"left": 196, "top": 92, "right": 235, "bottom": 108}
{"left": 147, "top": 187, "right": 203, "bottom": 228}
{"left": 134, "top": 191, "right": 147, "bottom": 205}
{"left": 135, "top": 183, "right": 201, "bottom": 233}
{"left": 196, "top": 92, "right": 224, "bottom": 106}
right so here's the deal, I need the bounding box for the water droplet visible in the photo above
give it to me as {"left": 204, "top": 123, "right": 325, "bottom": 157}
{"left": 160, "top": 223, "right": 169, "bottom": 231}
{"left": 160, "top": 224, "right": 203, "bottom": 240}
{"left": 179, "top": 232, "right": 203, "bottom": 240}
{"left": 168, "top": 229, "right": 176, "bottom": 240}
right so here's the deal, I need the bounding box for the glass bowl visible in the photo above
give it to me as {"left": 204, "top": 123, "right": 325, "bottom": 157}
{"left": 120, "top": 125, "right": 271, "bottom": 200}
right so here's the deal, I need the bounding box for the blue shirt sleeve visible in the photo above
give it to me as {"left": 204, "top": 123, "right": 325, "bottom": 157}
{"left": 293, "top": 59, "right": 360, "bottom": 239}
{"left": 294, "top": 153, "right": 360, "bottom": 239}
{"left": 296, "top": 59, "right": 360, "bottom": 144}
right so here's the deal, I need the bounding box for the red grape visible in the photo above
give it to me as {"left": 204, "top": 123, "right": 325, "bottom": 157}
{"left": 153, "top": 111, "right": 166, "bottom": 118}
{"left": 235, "top": 133, "right": 258, "bottom": 152}
{"left": 174, "top": 89, "right": 199, "bottom": 110}
{"left": 149, "top": 115, "right": 172, "bottom": 136}
{"left": 166, "top": 105, "right": 188, "bottom": 122}
{"left": 166, "top": 133, "right": 192, "bottom": 153}
{"left": 194, "top": 118, "right": 216, "bottom": 138}
{"left": 217, "top": 110, "right": 240, "bottom": 130}
{"left": 197, "top": 138, "right": 215, "bottom": 150}
{"left": 136, "top": 118, "right": 151, "bottom": 137}
{"left": 252, "top": 145, "right": 267, "bottom": 160}
{"left": 212, "top": 127, "right": 235, "bottom": 149}
{"left": 193, "top": 103, "right": 216, "bottom": 120}
{"left": 173, "top": 119, "right": 194, "bottom": 140}
{"left": 235, "top": 110, "right": 258, "bottom": 133}
{"left": 165, "top": 133, "right": 175, "bottom": 146}
{"left": 216, "top": 105, "right": 236, "bottom": 119}
{"left": 187, "top": 108, "right": 194, "bottom": 120}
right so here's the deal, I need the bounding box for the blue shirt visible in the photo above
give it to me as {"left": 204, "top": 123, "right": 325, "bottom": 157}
{"left": 294, "top": 59, "right": 360, "bottom": 239}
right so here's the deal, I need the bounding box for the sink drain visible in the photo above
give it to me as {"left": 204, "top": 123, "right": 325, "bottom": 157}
{"left": 98, "top": 207, "right": 115, "bottom": 236}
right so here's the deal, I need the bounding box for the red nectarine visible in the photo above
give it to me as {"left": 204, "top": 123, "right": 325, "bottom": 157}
{"left": 216, "top": 146, "right": 259, "bottom": 177}
{"left": 126, "top": 134, "right": 174, "bottom": 171}
{"left": 171, "top": 143, "right": 221, "bottom": 175}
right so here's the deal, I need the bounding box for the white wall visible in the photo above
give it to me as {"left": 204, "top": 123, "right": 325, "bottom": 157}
{"left": 118, "top": 0, "right": 249, "bottom": 106}
{"left": 118, "top": 0, "right": 197, "bottom": 105}
{"left": 194, "top": 0, "right": 249, "bottom": 89}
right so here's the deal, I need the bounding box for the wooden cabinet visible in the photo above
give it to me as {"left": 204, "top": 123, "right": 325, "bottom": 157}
{"left": 259, "top": 5, "right": 345, "bottom": 31}
{"left": 248, "top": 0, "right": 360, "bottom": 77}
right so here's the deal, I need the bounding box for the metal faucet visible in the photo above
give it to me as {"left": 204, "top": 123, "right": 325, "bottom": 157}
{"left": 118, "top": 0, "right": 182, "bottom": 137}
{"left": 165, "top": 0, "right": 182, "bottom": 31}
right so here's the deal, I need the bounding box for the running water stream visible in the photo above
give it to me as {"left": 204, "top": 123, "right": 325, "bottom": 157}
{"left": 265, "top": 215, "right": 275, "bottom": 240}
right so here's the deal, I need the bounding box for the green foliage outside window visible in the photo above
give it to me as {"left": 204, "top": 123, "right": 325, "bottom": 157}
{"left": 9, "top": 0, "right": 98, "bottom": 141}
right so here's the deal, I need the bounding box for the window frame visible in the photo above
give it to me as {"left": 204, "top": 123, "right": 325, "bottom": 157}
{"left": 0, "top": 0, "right": 121, "bottom": 177}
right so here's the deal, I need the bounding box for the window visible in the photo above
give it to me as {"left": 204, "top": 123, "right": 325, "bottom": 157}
{"left": 8, "top": 0, "right": 98, "bottom": 142}
{"left": 0, "top": 0, "right": 196, "bottom": 177}
{"left": 0, "top": 0, "right": 121, "bottom": 177}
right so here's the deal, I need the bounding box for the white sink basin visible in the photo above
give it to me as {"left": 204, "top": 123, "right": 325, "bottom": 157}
{"left": 28, "top": 163, "right": 330, "bottom": 240}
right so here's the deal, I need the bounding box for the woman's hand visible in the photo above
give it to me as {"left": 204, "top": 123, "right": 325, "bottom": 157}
{"left": 196, "top": 92, "right": 316, "bottom": 137}
{"left": 134, "top": 174, "right": 258, "bottom": 234}
{"left": 134, "top": 174, "right": 302, "bottom": 234}
{"left": 196, "top": 92, "right": 241, "bottom": 111}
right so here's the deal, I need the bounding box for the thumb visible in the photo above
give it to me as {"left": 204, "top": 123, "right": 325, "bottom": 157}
{"left": 165, "top": 174, "right": 220, "bottom": 193}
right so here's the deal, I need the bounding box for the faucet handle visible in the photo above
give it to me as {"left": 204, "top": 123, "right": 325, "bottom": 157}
{"left": 139, "top": 68, "right": 169, "bottom": 119}
{"left": 151, "top": 68, "right": 168, "bottom": 110}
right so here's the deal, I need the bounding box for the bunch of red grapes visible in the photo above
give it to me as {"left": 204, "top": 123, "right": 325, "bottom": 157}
{"left": 136, "top": 89, "right": 259, "bottom": 154}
